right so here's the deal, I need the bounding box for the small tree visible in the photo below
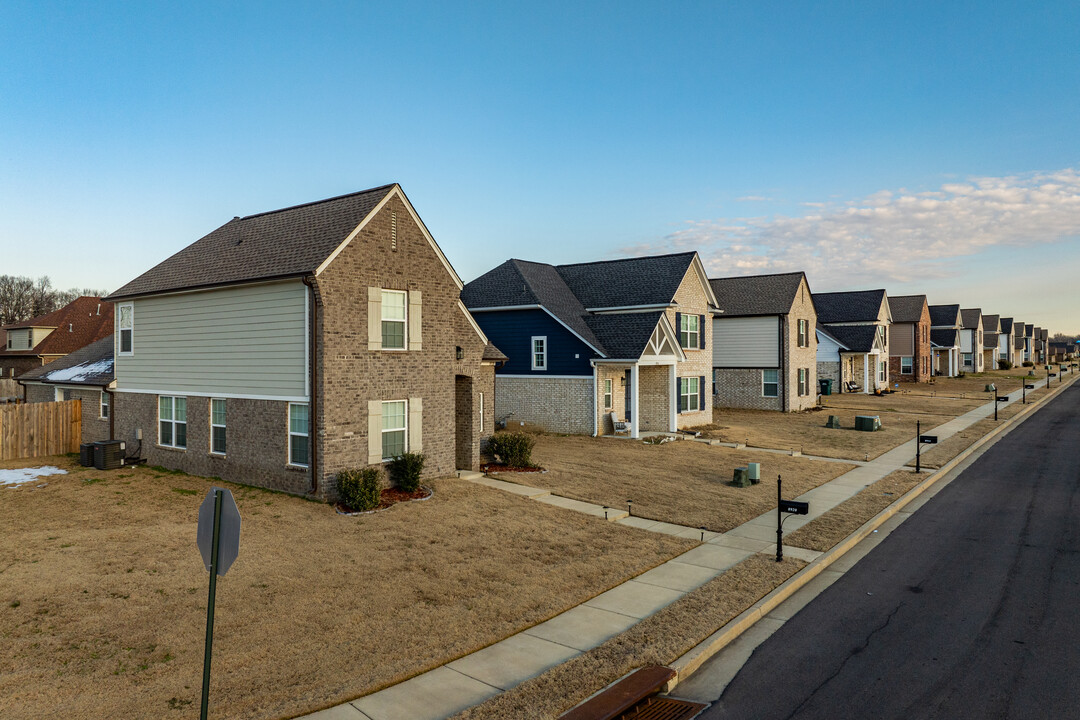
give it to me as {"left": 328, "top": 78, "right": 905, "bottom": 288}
{"left": 388, "top": 452, "right": 425, "bottom": 492}
{"left": 489, "top": 432, "right": 535, "bottom": 468}
{"left": 338, "top": 467, "right": 382, "bottom": 512}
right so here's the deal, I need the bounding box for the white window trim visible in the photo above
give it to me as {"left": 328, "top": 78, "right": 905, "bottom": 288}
{"left": 118, "top": 302, "right": 134, "bottom": 356}
{"left": 478, "top": 392, "right": 484, "bottom": 434}
{"left": 679, "top": 377, "right": 700, "bottom": 413}
{"left": 381, "top": 399, "right": 408, "bottom": 461}
{"left": 603, "top": 378, "right": 613, "bottom": 409}
{"left": 680, "top": 314, "right": 699, "bottom": 350}
{"left": 797, "top": 319, "right": 808, "bottom": 348}
{"left": 210, "top": 398, "right": 227, "bottom": 456}
{"left": 381, "top": 289, "right": 408, "bottom": 351}
{"left": 878, "top": 361, "right": 887, "bottom": 383}
{"left": 762, "top": 369, "right": 779, "bottom": 398}
{"left": 901, "top": 357, "right": 913, "bottom": 374}
{"left": 288, "top": 402, "right": 309, "bottom": 467}
{"left": 531, "top": 336, "right": 547, "bottom": 371}
{"left": 797, "top": 368, "right": 807, "bottom": 396}
{"left": 100, "top": 391, "right": 109, "bottom": 419}
{"left": 159, "top": 396, "right": 187, "bottom": 449}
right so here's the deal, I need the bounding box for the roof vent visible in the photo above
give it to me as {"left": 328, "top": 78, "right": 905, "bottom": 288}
{"left": 69, "top": 323, "right": 73, "bottom": 332}
{"left": 96, "top": 303, "right": 101, "bottom": 316}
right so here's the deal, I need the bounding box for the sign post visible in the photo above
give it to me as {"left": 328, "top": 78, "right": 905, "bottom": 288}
{"left": 197, "top": 488, "right": 241, "bottom": 720}
{"left": 994, "top": 395, "right": 1008, "bottom": 420}
{"left": 776, "top": 475, "right": 809, "bottom": 562}
{"left": 916, "top": 420, "right": 920, "bottom": 473}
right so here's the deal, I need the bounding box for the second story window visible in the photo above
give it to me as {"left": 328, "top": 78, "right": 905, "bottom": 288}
{"left": 531, "top": 336, "right": 547, "bottom": 370}
{"left": 119, "top": 303, "right": 134, "bottom": 354}
{"left": 680, "top": 314, "right": 700, "bottom": 350}
{"left": 381, "top": 290, "right": 407, "bottom": 350}
{"left": 797, "top": 319, "right": 809, "bottom": 347}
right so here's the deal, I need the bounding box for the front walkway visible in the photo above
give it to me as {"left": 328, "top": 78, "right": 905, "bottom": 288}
{"left": 300, "top": 375, "right": 1057, "bottom": 720}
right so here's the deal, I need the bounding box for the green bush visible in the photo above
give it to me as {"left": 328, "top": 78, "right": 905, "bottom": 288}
{"left": 338, "top": 467, "right": 382, "bottom": 511}
{"left": 998, "top": 359, "right": 1013, "bottom": 370}
{"left": 387, "top": 452, "right": 425, "bottom": 492}
{"left": 489, "top": 432, "right": 535, "bottom": 468}
{"left": 1023, "top": 360, "right": 1034, "bottom": 367}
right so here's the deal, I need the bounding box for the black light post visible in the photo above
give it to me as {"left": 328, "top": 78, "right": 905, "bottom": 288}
{"left": 915, "top": 420, "right": 921, "bottom": 474}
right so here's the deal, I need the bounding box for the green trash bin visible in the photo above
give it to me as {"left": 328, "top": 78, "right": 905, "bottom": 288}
{"left": 819, "top": 378, "right": 833, "bottom": 395}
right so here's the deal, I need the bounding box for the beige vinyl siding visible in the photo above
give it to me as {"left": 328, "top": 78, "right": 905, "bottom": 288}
{"left": 892, "top": 323, "right": 914, "bottom": 356}
{"left": 713, "top": 316, "right": 779, "bottom": 367}
{"left": 114, "top": 281, "right": 307, "bottom": 399}
{"left": 31, "top": 328, "right": 54, "bottom": 346}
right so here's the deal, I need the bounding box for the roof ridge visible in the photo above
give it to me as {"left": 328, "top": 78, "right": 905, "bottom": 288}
{"left": 709, "top": 270, "right": 805, "bottom": 281}
{"left": 555, "top": 251, "right": 696, "bottom": 270}
{"left": 239, "top": 183, "right": 397, "bottom": 221}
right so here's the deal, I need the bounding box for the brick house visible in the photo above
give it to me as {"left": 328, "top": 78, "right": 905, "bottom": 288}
{"left": 996, "top": 318, "right": 1016, "bottom": 368}
{"left": 929, "top": 304, "right": 963, "bottom": 376}
{"left": 981, "top": 314, "right": 1002, "bottom": 370}
{"left": 959, "top": 309, "right": 984, "bottom": 372}
{"left": 103, "top": 184, "right": 500, "bottom": 499}
{"left": 1013, "top": 321, "right": 1027, "bottom": 365}
{"left": 462, "top": 252, "right": 717, "bottom": 438}
{"left": 0, "top": 296, "right": 114, "bottom": 386}
{"left": 887, "top": 295, "right": 932, "bottom": 382}
{"left": 813, "top": 289, "right": 892, "bottom": 393}
{"left": 18, "top": 335, "right": 114, "bottom": 444}
{"left": 708, "top": 271, "right": 817, "bottom": 411}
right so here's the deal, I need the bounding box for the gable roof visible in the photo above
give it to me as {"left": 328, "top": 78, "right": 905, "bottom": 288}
{"left": 824, "top": 325, "right": 879, "bottom": 353}
{"left": 815, "top": 323, "right": 850, "bottom": 350}
{"left": 929, "top": 304, "right": 962, "bottom": 327}
{"left": 708, "top": 271, "right": 810, "bottom": 317}
{"left": 999, "top": 317, "right": 1014, "bottom": 334}
{"left": 18, "top": 335, "right": 114, "bottom": 386}
{"left": 555, "top": 252, "right": 716, "bottom": 309}
{"left": 0, "top": 297, "right": 114, "bottom": 358}
{"left": 982, "top": 314, "right": 1001, "bottom": 333}
{"left": 583, "top": 312, "right": 674, "bottom": 360}
{"left": 1023, "top": 324, "right": 1035, "bottom": 338}
{"left": 931, "top": 328, "right": 960, "bottom": 348}
{"left": 106, "top": 184, "right": 462, "bottom": 301}
{"left": 814, "top": 289, "right": 887, "bottom": 324}
{"left": 888, "top": 294, "right": 928, "bottom": 324}
{"left": 960, "top": 309, "right": 982, "bottom": 329}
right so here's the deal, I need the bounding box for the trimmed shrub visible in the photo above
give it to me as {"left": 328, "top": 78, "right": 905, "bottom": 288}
{"left": 387, "top": 452, "right": 425, "bottom": 492}
{"left": 1023, "top": 360, "right": 1034, "bottom": 367}
{"left": 489, "top": 432, "right": 535, "bottom": 468}
{"left": 338, "top": 467, "right": 381, "bottom": 512}
{"left": 998, "top": 359, "right": 1013, "bottom": 370}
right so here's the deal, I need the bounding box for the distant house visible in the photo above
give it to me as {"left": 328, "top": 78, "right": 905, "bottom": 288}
{"left": 708, "top": 271, "right": 817, "bottom": 412}
{"left": 1032, "top": 327, "right": 1046, "bottom": 365}
{"left": 18, "top": 335, "right": 114, "bottom": 444}
{"left": 887, "top": 295, "right": 932, "bottom": 383}
{"left": 997, "top": 318, "right": 1017, "bottom": 368}
{"left": 462, "top": 252, "right": 717, "bottom": 437}
{"left": 959, "top": 309, "right": 984, "bottom": 372}
{"left": 1022, "top": 323, "right": 1035, "bottom": 363}
{"left": 103, "top": 184, "right": 499, "bottom": 499}
{"left": 928, "top": 304, "right": 962, "bottom": 377}
{"left": 981, "top": 314, "right": 1002, "bottom": 370}
{"left": 1013, "top": 321, "right": 1027, "bottom": 364}
{"left": 1040, "top": 328, "right": 1049, "bottom": 364}
{"left": 0, "top": 297, "right": 114, "bottom": 385}
{"left": 813, "top": 290, "right": 892, "bottom": 393}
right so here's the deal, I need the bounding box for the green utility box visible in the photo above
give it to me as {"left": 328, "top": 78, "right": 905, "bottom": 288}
{"left": 826, "top": 415, "right": 842, "bottom": 429}
{"left": 747, "top": 462, "right": 761, "bottom": 484}
{"left": 731, "top": 467, "right": 751, "bottom": 488}
{"left": 855, "top": 415, "right": 882, "bottom": 432}
{"left": 985, "top": 383, "right": 996, "bottom": 392}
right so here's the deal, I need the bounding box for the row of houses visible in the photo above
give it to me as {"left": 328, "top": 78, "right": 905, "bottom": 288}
{"left": 3, "top": 184, "right": 1071, "bottom": 499}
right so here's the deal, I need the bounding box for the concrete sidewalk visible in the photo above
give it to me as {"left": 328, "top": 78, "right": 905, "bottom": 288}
{"left": 298, "top": 374, "right": 1058, "bottom": 720}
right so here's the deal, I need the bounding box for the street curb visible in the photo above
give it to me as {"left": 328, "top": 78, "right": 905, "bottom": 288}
{"left": 665, "top": 372, "right": 1077, "bottom": 692}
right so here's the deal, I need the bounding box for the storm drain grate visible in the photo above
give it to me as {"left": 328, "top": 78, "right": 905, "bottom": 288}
{"left": 617, "top": 696, "right": 709, "bottom": 720}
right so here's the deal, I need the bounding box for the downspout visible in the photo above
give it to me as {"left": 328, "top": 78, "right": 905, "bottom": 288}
{"left": 302, "top": 276, "right": 320, "bottom": 496}
{"left": 106, "top": 386, "right": 114, "bottom": 440}
{"left": 780, "top": 315, "right": 787, "bottom": 412}
{"left": 591, "top": 361, "right": 598, "bottom": 437}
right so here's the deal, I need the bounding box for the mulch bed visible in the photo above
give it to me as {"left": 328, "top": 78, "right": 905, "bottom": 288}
{"left": 480, "top": 463, "right": 545, "bottom": 473}
{"left": 336, "top": 486, "right": 432, "bottom": 515}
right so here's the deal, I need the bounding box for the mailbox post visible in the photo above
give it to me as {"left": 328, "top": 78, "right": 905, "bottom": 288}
{"left": 915, "top": 421, "right": 938, "bottom": 473}
{"left": 776, "top": 475, "right": 809, "bottom": 562}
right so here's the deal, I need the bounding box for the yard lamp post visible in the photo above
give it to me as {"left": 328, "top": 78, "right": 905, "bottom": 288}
{"left": 627, "top": 499, "right": 633, "bottom": 517}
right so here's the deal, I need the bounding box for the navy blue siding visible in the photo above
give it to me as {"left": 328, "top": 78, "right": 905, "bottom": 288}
{"left": 471, "top": 309, "right": 596, "bottom": 376}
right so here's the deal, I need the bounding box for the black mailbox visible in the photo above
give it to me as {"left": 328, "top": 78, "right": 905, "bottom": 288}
{"left": 780, "top": 500, "right": 809, "bottom": 515}
{"left": 1025, "top": 384, "right": 1036, "bottom": 389}
{"left": 996, "top": 396, "right": 1009, "bottom": 402}
{"left": 919, "top": 435, "right": 938, "bottom": 444}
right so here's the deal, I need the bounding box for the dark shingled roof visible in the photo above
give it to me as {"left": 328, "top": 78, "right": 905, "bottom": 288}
{"left": 482, "top": 343, "right": 508, "bottom": 363}
{"left": 814, "top": 290, "right": 886, "bottom": 324}
{"left": 824, "top": 325, "right": 879, "bottom": 353}
{"left": 0, "top": 297, "right": 114, "bottom": 358}
{"left": 888, "top": 294, "right": 928, "bottom": 324}
{"left": 982, "top": 314, "right": 1000, "bottom": 332}
{"left": 1024, "top": 324, "right": 1035, "bottom": 338}
{"left": 1041, "top": 328, "right": 1049, "bottom": 341}
{"left": 1013, "top": 321, "right": 1025, "bottom": 341}
{"left": 708, "top": 272, "right": 808, "bottom": 317}
{"left": 583, "top": 312, "right": 667, "bottom": 360}
{"left": 999, "top": 317, "right": 1014, "bottom": 334}
{"left": 555, "top": 253, "right": 698, "bottom": 309}
{"left": 931, "top": 328, "right": 960, "bottom": 348}
{"left": 816, "top": 323, "right": 849, "bottom": 350}
{"left": 929, "top": 304, "right": 961, "bottom": 327}
{"left": 106, "top": 185, "right": 397, "bottom": 300}
{"left": 18, "top": 335, "right": 114, "bottom": 386}
{"left": 960, "top": 309, "right": 982, "bottom": 329}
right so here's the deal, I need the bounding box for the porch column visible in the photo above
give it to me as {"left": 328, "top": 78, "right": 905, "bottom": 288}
{"left": 668, "top": 363, "right": 677, "bottom": 432}
{"left": 630, "top": 363, "right": 640, "bottom": 439}
{"left": 949, "top": 349, "right": 955, "bottom": 377}
{"left": 863, "top": 354, "right": 870, "bottom": 393}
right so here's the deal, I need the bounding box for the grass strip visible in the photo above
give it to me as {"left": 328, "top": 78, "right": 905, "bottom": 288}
{"left": 451, "top": 554, "right": 805, "bottom": 720}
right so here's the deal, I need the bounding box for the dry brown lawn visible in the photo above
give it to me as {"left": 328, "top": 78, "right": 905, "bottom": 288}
{"left": 904, "top": 367, "right": 1043, "bottom": 398}
{"left": 498, "top": 435, "right": 855, "bottom": 533}
{"left": 452, "top": 553, "right": 805, "bottom": 720}
{"left": 0, "top": 456, "right": 694, "bottom": 720}
{"left": 785, "top": 470, "right": 923, "bottom": 552}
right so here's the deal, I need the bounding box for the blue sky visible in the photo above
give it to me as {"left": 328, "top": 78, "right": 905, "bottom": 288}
{"left": 2, "top": 1, "right": 1079, "bottom": 331}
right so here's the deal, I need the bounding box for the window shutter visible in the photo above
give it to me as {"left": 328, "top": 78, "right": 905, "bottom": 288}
{"left": 408, "top": 397, "right": 423, "bottom": 453}
{"left": 368, "top": 400, "right": 382, "bottom": 464}
{"left": 408, "top": 291, "right": 422, "bottom": 351}
{"left": 699, "top": 375, "right": 705, "bottom": 410}
{"left": 699, "top": 315, "right": 706, "bottom": 349}
{"left": 677, "top": 378, "right": 684, "bottom": 413}
{"left": 368, "top": 288, "right": 382, "bottom": 351}
{"left": 674, "top": 312, "right": 682, "bottom": 346}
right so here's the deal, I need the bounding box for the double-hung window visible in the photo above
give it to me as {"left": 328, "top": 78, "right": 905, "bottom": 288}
{"left": 381, "top": 290, "right": 407, "bottom": 350}
{"left": 762, "top": 369, "right": 779, "bottom": 398}
{"left": 679, "top": 377, "right": 700, "bottom": 412}
{"left": 100, "top": 391, "right": 109, "bottom": 419}
{"left": 289, "top": 403, "right": 309, "bottom": 466}
{"left": 797, "top": 319, "right": 809, "bottom": 348}
{"left": 210, "top": 399, "right": 227, "bottom": 455}
{"left": 680, "top": 314, "right": 700, "bottom": 350}
{"left": 531, "top": 336, "right": 547, "bottom": 371}
{"left": 878, "top": 361, "right": 887, "bottom": 383}
{"left": 603, "top": 378, "right": 613, "bottom": 409}
{"left": 797, "top": 368, "right": 808, "bottom": 396}
{"left": 118, "top": 303, "right": 134, "bottom": 354}
{"left": 382, "top": 400, "right": 407, "bottom": 460}
{"left": 159, "top": 396, "right": 187, "bottom": 449}
{"left": 901, "top": 357, "right": 913, "bottom": 374}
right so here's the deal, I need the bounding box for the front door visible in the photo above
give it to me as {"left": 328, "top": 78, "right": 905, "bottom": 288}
{"left": 624, "top": 369, "right": 632, "bottom": 421}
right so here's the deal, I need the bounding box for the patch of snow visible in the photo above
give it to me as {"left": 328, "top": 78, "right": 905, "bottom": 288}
{"left": 42, "top": 359, "right": 113, "bottom": 383}
{"left": 1, "top": 466, "right": 67, "bottom": 488}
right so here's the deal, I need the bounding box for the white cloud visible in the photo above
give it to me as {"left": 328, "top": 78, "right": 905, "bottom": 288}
{"left": 626, "top": 169, "right": 1080, "bottom": 287}
{"left": 736, "top": 195, "right": 771, "bottom": 202}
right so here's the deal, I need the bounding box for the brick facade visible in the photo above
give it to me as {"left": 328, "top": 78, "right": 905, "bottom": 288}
{"left": 496, "top": 376, "right": 593, "bottom": 434}
{"left": 713, "top": 369, "right": 781, "bottom": 411}
{"left": 667, "top": 268, "right": 713, "bottom": 428}
{"left": 25, "top": 383, "right": 111, "bottom": 444}
{"left": 784, "top": 279, "right": 817, "bottom": 410}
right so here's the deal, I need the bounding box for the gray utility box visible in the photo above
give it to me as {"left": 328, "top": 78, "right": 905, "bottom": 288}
{"left": 747, "top": 462, "right": 761, "bottom": 484}
{"left": 93, "top": 440, "right": 126, "bottom": 471}
{"left": 854, "top": 415, "right": 882, "bottom": 432}
{"left": 732, "top": 467, "right": 751, "bottom": 488}
{"left": 826, "top": 415, "right": 842, "bottom": 429}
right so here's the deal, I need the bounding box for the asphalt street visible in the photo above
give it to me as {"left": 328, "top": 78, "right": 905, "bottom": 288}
{"left": 698, "top": 382, "right": 1080, "bottom": 720}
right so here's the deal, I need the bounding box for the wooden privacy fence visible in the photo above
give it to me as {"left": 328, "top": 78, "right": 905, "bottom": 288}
{"left": 0, "top": 378, "right": 21, "bottom": 400}
{"left": 0, "top": 399, "right": 82, "bottom": 461}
